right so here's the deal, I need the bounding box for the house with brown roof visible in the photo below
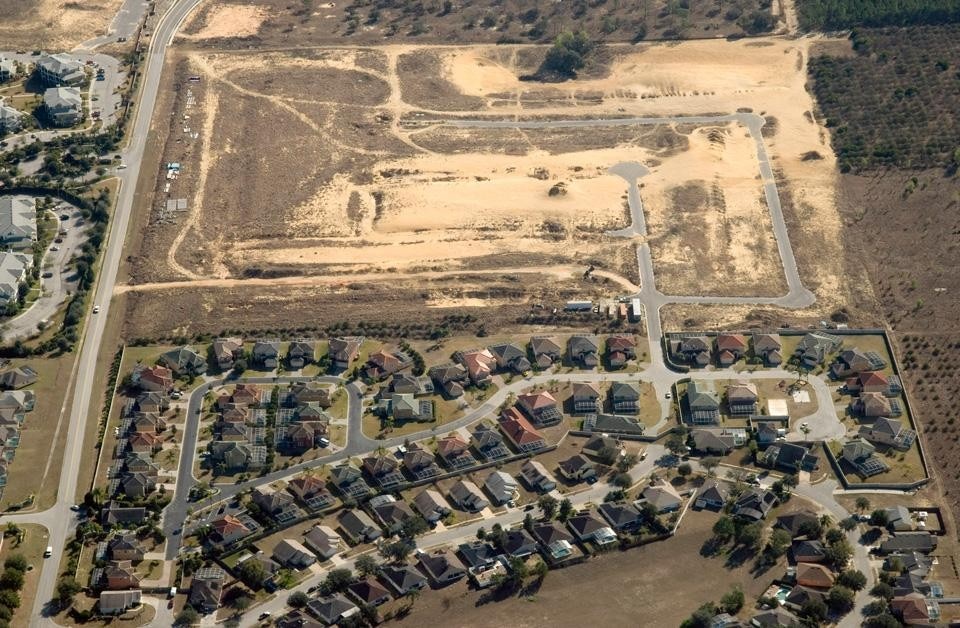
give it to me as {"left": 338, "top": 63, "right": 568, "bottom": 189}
{"left": 403, "top": 444, "right": 441, "bottom": 480}
{"left": 209, "top": 514, "right": 253, "bottom": 547}
{"left": 231, "top": 384, "right": 264, "bottom": 407}
{"left": 211, "top": 337, "right": 244, "bottom": 370}
{"left": 328, "top": 336, "right": 364, "bottom": 370}
{"left": 436, "top": 435, "right": 476, "bottom": 469}
{"left": 568, "top": 335, "right": 600, "bottom": 368}
{"left": 499, "top": 408, "right": 546, "bottom": 452}
{"left": 287, "top": 340, "right": 317, "bottom": 369}
{"left": 417, "top": 549, "right": 466, "bottom": 585}
{"left": 285, "top": 381, "right": 336, "bottom": 408}
{"left": 107, "top": 533, "right": 144, "bottom": 562}
{"left": 831, "top": 347, "right": 884, "bottom": 378}
{"left": 428, "top": 363, "right": 468, "bottom": 399}
{"left": 752, "top": 332, "right": 782, "bottom": 365}
{"left": 516, "top": 390, "right": 562, "bottom": 426}
{"left": 127, "top": 431, "right": 162, "bottom": 454}
{"left": 606, "top": 334, "right": 637, "bottom": 369}
{"left": 388, "top": 373, "right": 434, "bottom": 396}
{"left": 726, "top": 381, "right": 759, "bottom": 415}
{"left": 457, "top": 348, "right": 497, "bottom": 386}
{"left": 104, "top": 561, "right": 140, "bottom": 590}
{"left": 132, "top": 364, "right": 173, "bottom": 392}
{"left": 530, "top": 336, "right": 563, "bottom": 369}
{"left": 845, "top": 371, "right": 890, "bottom": 395}
{"left": 859, "top": 417, "right": 917, "bottom": 451}
{"left": 851, "top": 391, "right": 901, "bottom": 418}
{"left": 363, "top": 454, "right": 405, "bottom": 490}
{"left": 557, "top": 454, "right": 596, "bottom": 482}
{"left": 892, "top": 593, "right": 940, "bottom": 625}
{"left": 287, "top": 475, "right": 335, "bottom": 510}
{"left": 716, "top": 333, "right": 748, "bottom": 365}
{"left": 364, "top": 349, "right": 411, "bottom": 381}
{"left": 347, "top": 578, "right": 392, "bottom": 606}
{"left": 796, "top": 562, "right": 835, "bottom": 589}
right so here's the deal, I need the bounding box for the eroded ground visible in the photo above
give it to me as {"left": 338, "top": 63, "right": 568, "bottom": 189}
{"left": 0, "top": 0, "right": 125, "bottom": 50}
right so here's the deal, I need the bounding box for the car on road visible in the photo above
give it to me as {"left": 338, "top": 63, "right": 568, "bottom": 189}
{"left": 664, "top": 392, "right": 672, "bottom": 399}
{"left": 60, "top": 214, "right": 69, "bottom": 220}
{"left": 92, "top": 306, "right": 100, "bottom": 314}
{"left": 50, "top": 246, "right": 59, "bottom": 251}
{"left": 70, "top": 504, "right": 81, "bottom": 511}
{"left": 44, "top": 546, "right": 52, "bottom": 558}
{"left": 172, "top": 528, "right": 181, "bottom": 535}
{"left": 117, "top": 164, "right": 127, "bottom": 169}
{"left": 42, "top": 271, "right": 53, "bottom": 278}
{"left": 318, "top": 437, "right": 330, "bottom": 448}
{"left": 54, "top": 237, "right": 63, "bottom": 243}
{"left": 258, "top": 612, "right": 272, "bottom": 620}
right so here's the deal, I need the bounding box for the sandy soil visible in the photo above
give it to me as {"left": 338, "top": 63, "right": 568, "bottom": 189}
{"left": 179, "top": 5, "right": 270, "bottom": 40}
{"left": 0, "top": 0, "right": 125, "bottom": 50}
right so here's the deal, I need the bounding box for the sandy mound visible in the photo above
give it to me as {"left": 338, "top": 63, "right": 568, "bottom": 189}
{"left": 183, "top": 5, "right": 270, "bottom": 40}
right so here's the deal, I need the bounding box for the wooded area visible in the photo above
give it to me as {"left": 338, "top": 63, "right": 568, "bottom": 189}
{"left": 809, "top": 24, "right": 960, "bottom": 172}
{"left": 798, "top": 0, "right": 960, "bottom": 30}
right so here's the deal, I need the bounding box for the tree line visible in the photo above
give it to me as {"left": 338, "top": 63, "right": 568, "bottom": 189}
{"left": 798, "top": 0, "right": 960, "bottom": 30}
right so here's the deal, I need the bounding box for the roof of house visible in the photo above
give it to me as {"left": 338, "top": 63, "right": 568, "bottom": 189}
{"left": 418, "top": 549, "right": 465, "bottom": 581}
{"left": 530, "top": 336, "right": 563, "bottom": 355}
{"left": 348, "top": 577, "right": 391, "bottom": 604}
{"left": 558, "top": 454, "right": 594, "bottom": 475}
{"left": 436, "top": 435, "right": 469, "bottom": 458}
{"left": 687, "top": 380, "right": 720, "bottom": 409}
{"left": 499, "top": 410, "right": 544, "bottom": 446}
{"left": 571, "top": 382, "right": 601, "bottom": 398}
{"left": 891, "top": 593, "right": 931, "bottom": 623}
{"left": 642, "top": 482, "right": 683, "bottom": 510}
{"left": 381, "top": 564, "right": 428, "bottom": 593}
{"left": 716, "top": 333, "right": 748, "bottom": 352}
{"left": 517, "top": 390, "right": 557, "bottom": 411}
{"left": 532, "top": 521, "right": 574, "bottom": 546}
{"left": 307, "top": 594, "right": 357, "bottom": 624}
{"left": 697, "top": 478, "right": 730, "bottom": 504}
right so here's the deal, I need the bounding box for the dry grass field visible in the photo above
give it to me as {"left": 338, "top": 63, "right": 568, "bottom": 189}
{"left": 0, "top": 0, "right": 124, "bottom": 50}
{"left": 121, "top": 32, "right": 852, "bottom": 337}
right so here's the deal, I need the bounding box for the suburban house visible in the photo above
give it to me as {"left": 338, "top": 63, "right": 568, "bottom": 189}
{"left": 211, "top": 337, "right": 244, "bottom": 369}
{"left": 252, "top": 340, "right": 280, "bottom": 369}
{"left": 159, "top": 345, "right": 207, "bottom": 376}
{"left": 307, "top": 594, "right": 358, "bottom": 625}
{"left": 403, "top": 444, "right": 441, "bottom": 480}
{"left": 457, "top": 348, "right": 496, "bottom": 385}
{"left": 417, "top": 549, "right": 466, "bottom": 585}
{"left": 516, "top": 390, "right": 562, "bottom": 426}
{"left": 489, "top": 343, "right": 531, "bottom": 374}
{"left": 670, "top": 335, "right": 711, "bottom": 367}
{"left": 846, "top": 370, "right": 899, "bottom": 396}
{"left": 859, "top": 417, "right": 916, "bottom": 450}
{"left": 532, "top": 522, "right": 576, "bottom": 562}
{"left": 763, "top": 442, "right": 819, "bottom": 472}
{"left": 793, "top": 539, "right": 827, "bottom": 563}
{"left": 571, "top": 382, "right": 601, "bottom": 414}
{"left": 695, "top": 478, "right": 730, "bottom": 510}
{"left": 362, "top": 454, "right": 405, "bottom": 490}
{"left": 610, "top": 381, "right": 641, "bottom": 414}
{"left": 471, "top": 423, "right": 510, "bottom": 460}
{"left": 783, "top": 587, "right": 825, "bottom": 613}
{"left": 500, "top": 528, "right": 538, "bottom": 558}
{"left": 43, "top": 86, "right": 83, "bottom": 126}
{"left": 428, "top": 363, "right": 468, "bottom": 398}
{"left": 879, "top": 532, "right": 938, "bottom": 555}
{"left": 364, "top": 349, "right": 411, "bottom": 380}
{"left": 337, "top": 509, "right": 382, "bottom": 544}
{"left": 726, "top": 381, "right": 759, "bottom": 415}
{"left": 0, "top": 252, "right": 32, "bottom": 302}
{"left": 499, "top": 408, "right": 547, "bottom": 452}
{"left": 751, "top": 608, "right": 800, "bottom": 627}
{"left": 189, "top": 567, "right": 225, "bottom": 613}
{"left": 557, "top": 454, "right": 596, "bottom": 482}
{"left": 0, "top": 196, "right": 37, "bottom": 249}
{"left": 716, "top": 332, "right": 748, "bottom": 366}
{"left": 98, "top": 590, "right": 142, "bottom": 615}
{"left": 598, "top": 501, "right": 643, "bottom": 532}
{"left": 567, "top": 512, "right": 617, "bottom": 546}
{"left": 101, "top": 503, "right": 146, "bottom": 527}
{"left": 776, "top": 512, "right": 821, "bottom": 538}
{"left": 273, "top": 539, "right": 317, "bottom": 569}
{"left": 582, "top": 434, "right": 619, "bottom": 459}
{"left": 380, "top": 564, "right": 428, "bottom": 596}
{"left": 120, "top": 472, "right": 156, "bottom": 498}
{"left": 372, "top": 498, "right": 418, "bottom": 536}
{"left": 448, "top": 479, "right": 488, "bottom": 512}
{"left": 520, "top": 459, "right": 557, "bottom": 493}
{"left": 329, "top": 463, "right": 373, "bottom": 499}
{"left": 328, "top": 336, "right": 364, "bottom": 370}
{"left": 484, "top": 470, "right": 519, "bottom": 505}
{"left": 568, "top": 335, "right": 600, "bottom": 368}
{"left": 286, "top": 381, "right": 336, "bottom": 408}
{"left": 752, "top": 332, "right": 783, "bottom": 366}
{"left": 252, "top": 485, "right": 299, "bottom": 521}
{"left": 691, "top": 429, "right": 741, "bottom": 455}
{"left": 412, "top": 489, "right": 451, "bottom": 523}
{"left": 208, "top": 441, "right": 266, "bottom": 471}
{"left": 286, "top": 340, "right": 316, "bottom": 369}
{"left": 885, "top": 505, "right": 914, "bottom": 532}
{"left": 732, "top": 488, "right": 777, "bottom": 521}
{"left": 208, "top": 514, "right": 254, "bottom": 548}
{"left": 388, "top": 373, "right": 434, "bottom": 396}
{"left": 851, "top": 391, "right": 901, "bottom": 418}
{"left": 796, "top": 562, "right": 836, "bottom": 589}
{"left": 131, "top": 364, "right": 173, "bottom": 392}
{"left": 347, "top": 579, "right": 392, "bottom": 607}
{"left": 641, "top": 482, "right": 683, "bottom": 513}
{"left": 36, "top": 53, "right": 85, "bottom": 85}
{"left": 384, "top": 392, "right": 433, "bottom": 423}
{"left": 842, "top": 438, "right": 889, "bottom": 478}
{"left": 686, "top": 380, "right": 721, "bottom": 424}
{"left": 830, "top": 347, "right": 885, "bottom": 378}
{"left": 606, "top": 334, "right": 637, "bottom": 368}
{"left": 794, "top": 332, "right": 842, "bottom": 368}
{"left": 582, "top": 413, "right": 645, "bottom": 435}
{"left": 303, "top": 525, "right": 342, "bottom": 560}
{"left": 102, "top": 560, "right": 140, "bottom": 590}
{"left": 530, "top": 336, "right": 563, "bottom": 369}
{"left": 107, "top": 534, "right": 144, "bottom": 561}
{"left": 436, "top": 435, "right": 476, "bottom": 469}
{"left": 0, "top": 57, "right": 15, "bottom": 82}
{"left": 0, "top": 104, "right": 22, "bottom": 134}
{"left": 891, "top": 593, "right": 940, "bottom": 625}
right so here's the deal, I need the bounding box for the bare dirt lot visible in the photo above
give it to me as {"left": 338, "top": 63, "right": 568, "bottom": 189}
{"left": 124, "top": 35, "right": 848, "bottom": 336}
{"left": 0, "top": 0, "right": 124, "bottom": 50}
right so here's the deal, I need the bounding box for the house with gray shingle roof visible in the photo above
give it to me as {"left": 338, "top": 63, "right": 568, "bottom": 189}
{"left": 686, "top": 380, "right": 720, "bottom": 424}
{"left": 36, "top": 53, "right": 85, "bottom": 85}
{"left": 42, "top": 87, "right": 83, "bottom": 126}
{"left": 158, "top": 345, "right": 207, "bottom": 376}
{"left": 489, "top": 342, "right": 531, "bottom": 374}
{"left": 0, "top": 105, "right": 23, "bottom": 134}
{"left": 530, "top": 336, "right": 563, "bottom": 369}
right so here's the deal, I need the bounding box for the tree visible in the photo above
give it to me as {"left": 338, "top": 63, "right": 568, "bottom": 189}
{"left": 838, "top": 569, "right": 867, "bottom": 591}
{"left": 825, "top": 527, "right": 845, "bottom": 545}
{"left": 404, "top": 587, "right": 421, "bottom": 608}
{"left": 870, "top": 582, "right": 894, "bottom": 600}
{"left": 800, "top": 597, "right": 828, "bottom": 622}
{"left": 855, "top": 496, "right": 871, "bottom": 513}
{"left": 399, "top": 516, "right": 429, "bottom": 541}
{"left": 55, "top": 577, "right": 79, "bottom": 606}
{"left": 538, "top": 494, "right": 558, "bottom": 519}
{"left": 321, "top": 568, "right": 354, "bottom": 595}
{"left": 677, "top": 462, "right": 692, "bottom": 477}
{"left": 0, "top": 591, "right": 17, "bottom": 611}
{"left": 530, "top": 559, "right": 548, "bottom": 581}
{"left": 701, "top": 457, "right": 720, "bottom": 476}
{"left": 869, "top": 509, "right": 890, "bottom": 527}
{"left": 825, "top": 538, "right": 853, "bottom": 568}
{"left": 237, "top": 558, "right": 267, "bottom": 588}
{"left": 827, "top": 585, "right": 856, "bottom": 612}
{"left": 736, "top": 522, "right": 763, "bottom": 551}
{"left": 175, "top": 607, "right": 199, "bottom": 626}
{"left": 2, "top": 556, "right": 26, "bottom": 573}
{"left": 380, "top": 539, "right": 415, "bottom": 564}
{"left": 0, "top": 570, "right": 23, "bottom": 591}
{"left": 615, "top": 453, "right": 637, "bottom": 474}
{"left": 540, "top": 30, "right": 595, "bottom": 79}
{"left": 712, "top": 516, "right": 735, "bottom": 542}
{"left": 355, "top": 554, "right": 380, "bottom": 578}
{"left": 839, "top": 516, "right": 858, "bottom": 531}
{"left": 766, "top": 528, "right": 792, "bottom": 557}
{"left": 680, "top": 602, "right": 717, "bottom": 628}
{"left": 232, "top": 594, "right": 252, "bottom": 612}
{"left": 864, "top": 613, "right": 902, "bottom": 628}
{"left": 523, "top": 513, "right": 534, "bottom": 532}
{"left": 665, "top": 433, "right": 686, "bottom": 456}
{"left": 720, "top": 587, "right": 744, "bottom": 614}
{"left": 595, "top": 445, "right": 619, "bottom": 465}
{"left": 288, "top": 591, "right": 309, "bottom": 608}
{"left": 558, "top": 498, "right": 573, "bottom": 522}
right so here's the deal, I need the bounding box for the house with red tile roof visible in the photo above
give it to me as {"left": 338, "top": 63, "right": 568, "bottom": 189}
{"left": 499, "top": 408, "right": 546, "bottom": 452}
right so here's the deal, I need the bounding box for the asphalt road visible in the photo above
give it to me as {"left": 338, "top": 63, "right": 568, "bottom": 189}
{"left": 2, "top": 203, "right": 90, "bottom": 341}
